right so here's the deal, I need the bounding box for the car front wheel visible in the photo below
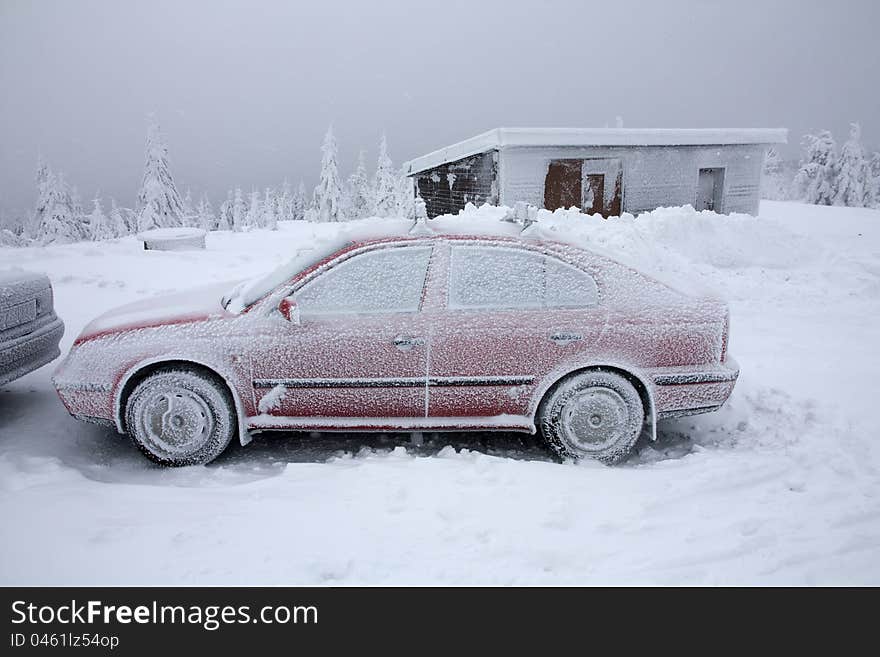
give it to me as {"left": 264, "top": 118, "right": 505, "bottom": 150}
{"left": 538, "top": 370, "right": 644, "bottom": 465}
{"left": 125, "top": 366, "right": 237, "bottom": 466}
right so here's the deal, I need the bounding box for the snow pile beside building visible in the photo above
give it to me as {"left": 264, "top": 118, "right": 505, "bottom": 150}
{"left": 428, "top": 202, "right": 822, "bottom": 293}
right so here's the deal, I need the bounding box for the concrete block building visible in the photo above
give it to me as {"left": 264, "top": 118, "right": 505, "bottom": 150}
{"left": 404, "top": 127, "right": 787, "bottom": 218}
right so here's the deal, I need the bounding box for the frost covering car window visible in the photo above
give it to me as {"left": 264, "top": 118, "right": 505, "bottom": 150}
{"left": 296, "top": 246, "right": 432, "bottom": 315}
{"left": 449, "top": 245, "right": 597, "bottom": 310}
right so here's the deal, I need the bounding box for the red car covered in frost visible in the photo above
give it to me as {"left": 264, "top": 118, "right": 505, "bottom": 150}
{"left": 53, "top": 228, "right": 738, "bottom": 466}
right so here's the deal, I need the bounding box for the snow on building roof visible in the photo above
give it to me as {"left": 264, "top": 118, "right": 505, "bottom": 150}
{"left": 404, "top": 127, "right": 788, "bottom": 175}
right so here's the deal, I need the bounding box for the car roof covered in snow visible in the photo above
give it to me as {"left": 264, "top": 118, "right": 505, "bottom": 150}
{"left": 404, "top": 127, "right": 789, "bottom": 175}
{"left": 223, "top": 214, "right": 721, "bottom": 314}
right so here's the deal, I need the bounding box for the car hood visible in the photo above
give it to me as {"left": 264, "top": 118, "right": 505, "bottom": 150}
{"left": 75, "top": 280, "right": 241, "bottom": 344}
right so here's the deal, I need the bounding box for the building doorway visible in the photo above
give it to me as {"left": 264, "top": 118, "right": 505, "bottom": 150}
{"left": 584, "top": 174, "right": 605, "bottom": 215}
{"left": 696, "top": 168, "right": 725, "bottom": 212}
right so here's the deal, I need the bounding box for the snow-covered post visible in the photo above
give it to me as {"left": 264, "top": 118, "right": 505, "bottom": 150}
{"left": 409, "top": 194, "right": 431, "bottom": 236}
{"left": 135, "top": 116, "right": 186, "bottom": 232}
{"left": 314, "top": 125, "right": 342, "bottom": 222}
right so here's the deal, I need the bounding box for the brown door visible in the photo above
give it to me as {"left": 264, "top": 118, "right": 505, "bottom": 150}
{"left": 585, "top": 174, "right": 605, "bottom": 215}
{"left": 544, "top": 160, "right": 582, "bottom": 210}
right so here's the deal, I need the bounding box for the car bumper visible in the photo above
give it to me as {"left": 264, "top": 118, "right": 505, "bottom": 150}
{"left": 650, "top": 357, "right": 739, "bottom": 419}
{"left": 0, "top": 317, "right": 64, "bottom": 386}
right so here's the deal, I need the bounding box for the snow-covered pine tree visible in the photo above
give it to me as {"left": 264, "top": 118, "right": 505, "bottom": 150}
{"left": 871, "top": 152, "right": 880, "bottom": 209}
{"left": 293, "top": 180, "right": 307, "bottom": 221}
{"left": 245, "top": 189, "right": 262, "bottom": 228}
{"left": 232, "top": 187, "right": 247, "bottom": 231}
{"left": 121, "top": 207, "right": 138, "bottom": 234}
{"left": 262, "top": 188, "right": 278, "bottom": 230}
{"left": 761, "top": 147, "right": 787, "bottom": 201}
{"left": 217, "top": 190, "right": 233, "bottom": 231}
{"left": 345, "top": 150, "right": 372, "bottom": 220}
{"left": 314, "top": 125, "right": 342, "bottom": 222}
{"left": 182, "top": 188, "right": 195, "bottom": 223}
{"left": 36, "top": 171, "right": 82, "bottom": 244}
{"left": 279, "top": 180, "right": 293, "bottom": 222}
{"left": 86, "top": 197, "right": 114, "bottom": 240}
{"left": 395, "top": 166, "right": 415, "bottom": 219}
{"left": 794, "top": 130, "right": 837, "bottom": 205}
{"left": 197, "top": 193, "right": 217, "bottom": 231}
{"left": 29, "top": 158, "right": 53, "bottom": 239}
{"left": 135, "top": 116, "right": 186, "bottom": 232}
{"left": 70, "top": 186, "right": 85, "bottom": 223}
{"left": 834, "top": 123, "right": 874, "bottom": 208}
{"left": 108, "top": 199, "right": 128, "bottom": 237}
{"left": 372, "top": 134, "right": 397, "bottom": 217}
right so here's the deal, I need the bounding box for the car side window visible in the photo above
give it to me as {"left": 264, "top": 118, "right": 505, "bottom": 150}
{"left": 448, "top": 245, "right": 597, "bottom": 310}
{"left": 296, "top": 245, "right": 432, "bottom": 316}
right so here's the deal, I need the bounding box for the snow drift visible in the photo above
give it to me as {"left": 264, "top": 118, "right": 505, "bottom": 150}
{"left": 0, "top": 200, "right": 878, "bottom": 585}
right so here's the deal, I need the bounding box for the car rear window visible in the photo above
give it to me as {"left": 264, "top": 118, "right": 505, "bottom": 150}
{"left": 448, "top": 245, "right": 598, "bottom": 310}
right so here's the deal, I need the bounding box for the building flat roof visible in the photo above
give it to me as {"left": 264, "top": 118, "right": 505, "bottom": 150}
{"left": 404, "top": 127, "right": 788, "bottom": 175}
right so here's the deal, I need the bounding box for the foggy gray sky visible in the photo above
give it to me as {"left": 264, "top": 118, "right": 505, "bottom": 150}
{"left": 1, "top": 0, "right": 878, "bottom": 216}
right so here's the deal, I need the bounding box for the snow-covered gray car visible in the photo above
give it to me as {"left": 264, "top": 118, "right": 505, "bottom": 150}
{"left": 0, "top": 270, "right": 64, "bottom": 386}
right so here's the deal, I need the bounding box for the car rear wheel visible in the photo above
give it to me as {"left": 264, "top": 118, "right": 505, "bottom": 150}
{"left": 125, "top": 367, "right": 236, "bottom": 466}
{"left": 538, "top": 370, "right": 644, "bottom": 465}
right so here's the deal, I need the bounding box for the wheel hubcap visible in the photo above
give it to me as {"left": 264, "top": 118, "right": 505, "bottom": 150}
{"left": 139, "top": 387, "right": 214, "bottom": 457}
{"left": 560, "top": 386, "right": 629, "bottom": 452}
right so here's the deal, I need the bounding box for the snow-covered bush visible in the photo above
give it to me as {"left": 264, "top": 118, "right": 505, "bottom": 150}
{"left": 761, "top": 147, "right": 788, "bottom": 201}
{"left": 794, "top": 131, "right": 837, "bottom": 205}
{"left": 834, "top": 123, "right": 874, "bottom": 208}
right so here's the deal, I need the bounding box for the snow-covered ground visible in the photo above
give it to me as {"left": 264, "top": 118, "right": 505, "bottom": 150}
{"left": 1, "top": 200, "right": 878, "bottom": 585}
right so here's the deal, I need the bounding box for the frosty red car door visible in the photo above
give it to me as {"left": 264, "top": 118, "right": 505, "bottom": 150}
{"left": 251, "top": 244, "right": 434, "bottom": 421}
{"left": 427, "top": 242, "right": 604, "bottom": 420}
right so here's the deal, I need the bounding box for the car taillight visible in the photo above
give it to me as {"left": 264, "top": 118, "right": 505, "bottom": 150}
{"left": 720, "top": 311, "right": 730, "bottom": 362}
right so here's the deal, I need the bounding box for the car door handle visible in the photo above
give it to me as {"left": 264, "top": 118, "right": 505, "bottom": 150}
{"left": 393, "top": 336, "right": 426, "bottom": 351}
{"left": 550, "top": 332, "right": 583, "bottom": 345}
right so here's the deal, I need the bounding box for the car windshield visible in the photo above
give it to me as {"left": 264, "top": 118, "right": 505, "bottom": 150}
{"left": 221, "top": 237, "right": 352, "bottom": 313}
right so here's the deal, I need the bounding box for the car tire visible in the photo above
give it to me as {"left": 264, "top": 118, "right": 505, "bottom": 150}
{"left": 125, "top": 366, "right": 237, "bottom": 466}
{"left": 538, "top": 370, "right": 644, "bottom": 465}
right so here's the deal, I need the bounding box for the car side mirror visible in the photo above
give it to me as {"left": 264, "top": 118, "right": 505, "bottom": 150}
{"left": 278, "top": 295, "right": 301, "bottom": 325}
